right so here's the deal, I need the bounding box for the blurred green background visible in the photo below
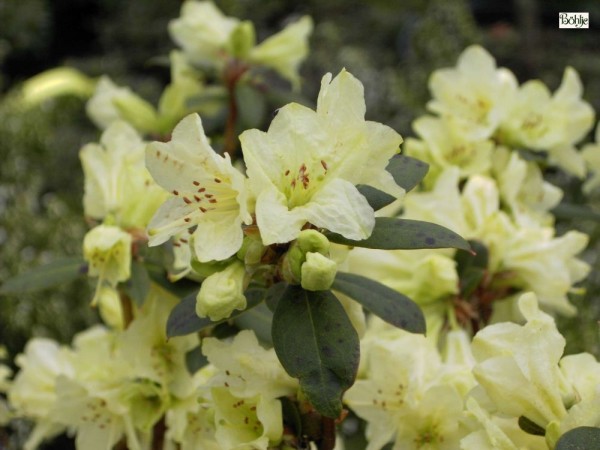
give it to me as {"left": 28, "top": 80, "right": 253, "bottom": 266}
{"left": 1, "top": 0, "right": 600, "bottom": 447}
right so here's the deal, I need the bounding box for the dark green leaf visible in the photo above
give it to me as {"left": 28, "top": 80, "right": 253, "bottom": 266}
{"left": 280, "top": 396, "right": 303, "bottom": 436}
{"left": 236, "top": 83, "right": 266, "bottom": 130}
{"left": 552, "top": 203, "right": 600, "bottom": 222}
{"left": 124, "top": 261, "right": 151, "bottom": 306}
{"left": 272, "top": 285, "right": 360, "bottom": 418}
{"left": 326, "top": 217, "right": 471, "bottom": 252}
{"left": 459, "top": 267, "right": 486, "bottom": 299}
{"left": 0, "top": 257, "right": 86, "bottom": 295}
{"left": 455, "top": 240, "right": 488, "bottom": 275}
{"left": 332, "top": 272, "right": 425, "bottom": 334}
{"left": 518, "top": 416, "right": 546, "bottom": 436}
{"left": 356, "top": 185, "right": 396, "bottom": 211}
{"left": 386, "top": 154, "right": 429, "bottom": 192}
{"left": 146, "top": 263, "right": 198, "bottom": 299}
{"left": 265, "top": 282, "right": 287, "bottom": 312}
{"left": 166, "top": 287, "right": 265, "bottom": 338}
{"left": 185, "top": 346, "right": 208, "bottom": 374}
{"left": 233, "top": 302, "right": 273, "bottom": 346}
{"left": 555, "top": 426, "right": 600, "bottom": 450}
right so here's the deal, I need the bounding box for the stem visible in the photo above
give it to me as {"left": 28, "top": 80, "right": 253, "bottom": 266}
{"left": 320, "top": 417, "right": 336, "bottom": 450}
{"left": 222, "top": 59, "right": 249, "bottom": 159}
{"left": 151, "top": 417, "right": 166, "bottom": 450}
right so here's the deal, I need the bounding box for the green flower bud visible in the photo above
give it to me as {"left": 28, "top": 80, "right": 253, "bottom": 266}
{"left": 280, "top": 244, "right": 304, "bottom": 284}
{"left": 297, "top": 229, "right": 330, "bottom": 254}
{"left": 196, "top": 261, "right": 247, "bottom": 321}
{"left": 236, "top": 236, "right": 265, "bottom": 266}
{"left": 83, "top": 224, "right": 132, "bottom": 306}
{"left": 112, "top": 94, "right": 160, "bottom": 134}
{"left": 229, "top": 21, "right": 256, "bottom": 59}
{"left": 300, "top": 252, "right": 337, "bottom": 291}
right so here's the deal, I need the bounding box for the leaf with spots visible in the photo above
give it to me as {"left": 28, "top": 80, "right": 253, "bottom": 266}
{"left": 332, "top": 272, "right": 425, "bottom": 334}
{"left": 326, "top": 217, "right": 471, "bottom": 252}
{"left": 386, "top": 154, "right": 429, "bottom": 192}
{"left": 356, "top": 184, "right": 396, "bottom": 211}
{"left": 555, "top": 426, "right": 600, "bottom": 450}
{"left": 166, "top": 287, "right": 265, "bottom": 338}
{"left": 272, "top": 285, "right": 359, "bottom": 418}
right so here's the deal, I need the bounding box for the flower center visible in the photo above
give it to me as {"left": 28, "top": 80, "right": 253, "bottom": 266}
{"left": 282, "top": 160, "right": 328, "bottom": 209}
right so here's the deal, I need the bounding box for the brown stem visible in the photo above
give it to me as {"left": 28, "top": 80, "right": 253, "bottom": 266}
{"left": 222, "top": 59, "right": 250, "bottom": 159}
{"left": 151, "top": 417, "right": 166, "bottom": 450}
{"left": 319, "top": 417, "right": 336, "bottom": 450}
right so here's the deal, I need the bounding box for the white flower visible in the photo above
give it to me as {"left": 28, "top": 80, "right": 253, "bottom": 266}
{"left": 241, "top": 69, "right": 403, "bottom": 245}
{"left": 83, "top": 224, "right": 132, "bottom": 306}
{"left": 405, "top": 115, "right": 494, "bottom": 185}
{"left": 202, "top": 330, "right": 297, "bottom": 399}
{"left": 8, "top": 339, "right": 74, "bottom": 450}
{"left": 146, "top": 113, "right": 252, "bottom": 262}
{"left": 428, "top": 45, "right": 517, "bottom": 140}
{"left": 499, "top": 67, "right": 594, "bottom": 177}
{"left": 471, "top": 293, "right": 572, "bottom": 429}
{"left": 80, "top": 120, "right": 166, "bottom": 229}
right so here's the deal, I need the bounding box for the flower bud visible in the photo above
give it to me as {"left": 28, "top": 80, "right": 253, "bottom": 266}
{"left": 196, "top": 260, "right": 247, "bottom": 321}
{"left": 83, "top": 224, "right": 132, "bottom": 305}
{"left": 300, "top": 252, "right": 337, "bottom": 291}
{"left": 297, "top": 229, "right": 330, "bottom": 254}
{"left": 229, "top": 21, "right": 256, "bottom": 59}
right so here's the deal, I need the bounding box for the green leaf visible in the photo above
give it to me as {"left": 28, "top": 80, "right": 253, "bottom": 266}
{"left": 0, "top": 257, "right": 86, "bottom": 295}
{"left": 386, "top": 154, "right": 429, "bottom": 192}
{"left": 356, "top": 185, "right": 396, "bottom": 211}
{"left": 552, "top": 203, "right": 600, "bottom": 222}
{"left": 236, "top": 83, "right": 267, "bottom": 130}
{"left": 332, "top": 272, "right": 425, "bottom": 334}
{"left": 124, "top": 261, "right": 151, "bottom": 306}
{"left": 272, "top": 285, "right": 360, "bottom": 418}
{"left": 518, "top": 416, "right": 546, "bottom": 436}
{"left": 326, "top": 217, "right": 471, "bottom": 252}
{"left": 146, "top": 263, "right": 198, "bottom": 299}
{"left": 455, "top": 240, "right": 489, "bottom": 275}
{"left": 265, "top": 282, "right": 287, "bottom": 312}
{"left": 555, "top": 426, "right": 600, "bottom": 450}
{"left": 185, "top": 346, "right": 208, "bottom": 374}
{"left": 166, "top": 287, "right": 265, "bottom": 338}
{"left": 233, "top": 303, "right": 273, "bottom": 346}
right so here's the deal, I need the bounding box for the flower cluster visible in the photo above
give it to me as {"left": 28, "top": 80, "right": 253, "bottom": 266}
{"left": 350, "top": 46, "right": 593, "bottom": 338}
{"left": 2, "top": 287, "right": 307, "bottom": 450}
{"left": 345, "top": 294, "right": 600, "bottom": 450}
{"left": 2, "top": 6, "right": 600, "bottom": 450}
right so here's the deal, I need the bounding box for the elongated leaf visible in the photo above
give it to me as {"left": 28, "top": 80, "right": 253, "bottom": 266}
{"left": 356, "top": 185, "right": 396, "bottom": 211}
{"left": 331, "top": 272, "right": 425, "bottom": 333}
{"left": 332, "top": 272, "right": 425, "bottom": 334}
{"left": 0, "top": 257, "right": 86, "bottom": 295}
{"left": 233, "top": 303, "right": 273, "bottom": 346}
{"left": 185, "top": 346, "right": 208, "bottom": 373}
{"left": 386, "top": 154, "right": 429, "bottom": 192}
{"left": 265, "top": 282, "right": 287, "bottom": 312}
{"left": 272, "top": 285, "right": 359, "bottom": 418}
{"left": 166, "top": 287, "right": 265, "bottom": 338}
{"left": 326, "top": 217, "right": 471, "bottom": 252}
{"left": 146, "top": 263, "right": 198, "bottom": 298}
{"left": 552, "top": 203, "right": 600, "bottom": 222}
{"left": 555, "top": 426, "right": 600, "bottom": 450}
{"left": 125, "top": 261, "right": 151, "bottom": 306}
